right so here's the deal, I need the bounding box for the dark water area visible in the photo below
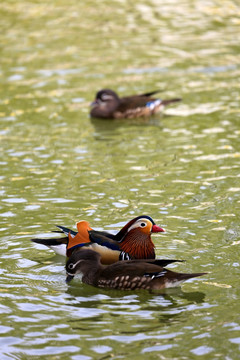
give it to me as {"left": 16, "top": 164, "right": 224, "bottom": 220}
{"left": 0, "top": 1, "right": 240, "bottom": 359}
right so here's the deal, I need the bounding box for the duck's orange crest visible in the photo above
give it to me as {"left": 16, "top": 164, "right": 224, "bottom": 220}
{"left": 67, "top": 221, "right": 92, "bottom": 252}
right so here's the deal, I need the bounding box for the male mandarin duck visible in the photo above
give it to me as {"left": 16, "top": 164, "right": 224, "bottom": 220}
{"left": 65, "top": 249, "right": 207, "bottom": 290}
{"left": 31, "top": 215, "right": 165, "bottom": 264}
{"left": 90, "top": 89, "right": 181, "bottom": 119}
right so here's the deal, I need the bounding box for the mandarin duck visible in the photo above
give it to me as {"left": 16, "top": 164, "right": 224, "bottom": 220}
{"left": 90, "top": 89, "right": 181, "bottom": 119}
{"left": 65, "top": 249, "right": 207, "bottom": 290}
{"left": 31, "top": 215, "right": 165, "bottom": 264}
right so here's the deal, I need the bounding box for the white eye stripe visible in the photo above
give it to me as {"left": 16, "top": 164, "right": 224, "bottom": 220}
{"left": 68, "top": 259, "right": 83, "bottom": 270}
{"left": 127, "top": 218, "right": 150, "bottom": 232}
{"left": 101, "top": 94, "right": 114, "bottom": 101}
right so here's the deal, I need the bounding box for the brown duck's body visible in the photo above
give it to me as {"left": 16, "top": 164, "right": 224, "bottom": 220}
{"left": 66, "top": 249, "right": 207, "bottom": 291}
{"left": 90, "top": 89, "right": 181, "bottom": 119}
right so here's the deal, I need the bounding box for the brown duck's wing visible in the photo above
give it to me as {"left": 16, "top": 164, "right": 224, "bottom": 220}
{"left": 96, "top": 262, "right": 156, "bottom": 290}
{"left": 99, "top": 262, "right": 207, "bottom": 290}
{"left": 139, "top": 90, "right": 162, "bottom": 97}
{"left": 117, "top": 96, "right": 181, "bottom": 113}
{"left": 128, "top": 259, "right": 184, "bottom": 267}
{"left": 118, "top": 95, "right": 157, "bottom": 111}
{"left": 100, "top": 260, "right": 165, "bottom": 279}
{"left": 98, "top": 261, "right": 178, "bottom": 290}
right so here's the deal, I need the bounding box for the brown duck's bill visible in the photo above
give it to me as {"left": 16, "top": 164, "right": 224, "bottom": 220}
{"left": 66, "top": 274, "right": 74, "bottom": 283}
{"left": 152, "top": 225, "right": 165, "bottom": 233}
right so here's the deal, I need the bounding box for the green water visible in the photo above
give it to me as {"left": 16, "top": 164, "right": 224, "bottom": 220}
{"left": 1, "top": 0, "right": 240, "bottom": 359}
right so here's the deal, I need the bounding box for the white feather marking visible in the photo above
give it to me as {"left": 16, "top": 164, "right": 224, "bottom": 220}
{"left": 48, "top": 244, "right": 67, "bottom": 256}
{"left": 164, "top": 280, "right": 184, "bottom": 288}
{"left": 101, "top": 94, "right": 114, "bottom": 101}
{"left": 146, "top": 99, "right": 162, "bottom": 110}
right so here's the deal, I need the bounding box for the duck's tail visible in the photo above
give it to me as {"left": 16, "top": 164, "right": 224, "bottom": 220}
{"left": 161, "top": 98, "right": 182, "bottom": 106}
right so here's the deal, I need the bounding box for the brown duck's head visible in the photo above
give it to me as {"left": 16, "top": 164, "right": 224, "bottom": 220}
{"left": 91, "top": 89, "right": 120, "bottom": 107}
{"left": 118, "top": 216, "right": 165, "bottom": 259}
{"left": 90, "top": 89, "right": 120, "bottom": 119}
{"left": 65, "top": 249, "right": 100, "bottom": 283}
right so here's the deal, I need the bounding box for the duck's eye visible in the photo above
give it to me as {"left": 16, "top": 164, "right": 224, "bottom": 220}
{"left": 68, "top": 263, "right": 74, "bottom": 270}
{"left": 140, "top": 222, "right": 146, "bottom": 227}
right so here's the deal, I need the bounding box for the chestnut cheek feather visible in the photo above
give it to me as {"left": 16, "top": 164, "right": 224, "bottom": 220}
{"left": 152, "top": 225, "right": 165, "bottom": 233}
{"left": 120, "top": 230, "right": 155, "bottom": 259}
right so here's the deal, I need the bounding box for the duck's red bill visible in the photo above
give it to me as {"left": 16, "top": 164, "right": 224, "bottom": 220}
{"left": 152, "top": 225, "right": 165, "bottom": 233}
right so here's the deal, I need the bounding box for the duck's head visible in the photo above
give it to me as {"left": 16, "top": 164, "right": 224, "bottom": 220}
{"left": 91, "top": 89, "right": 119, "bottom": 108}
{"left": 66, "top": 249, "right": 100, "bottom": 283}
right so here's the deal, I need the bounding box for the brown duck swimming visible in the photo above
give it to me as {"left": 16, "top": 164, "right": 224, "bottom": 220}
{"left": 90, "top": 89, "right": 181, "bottom": 119}
{"left": 66, "top": 249, "right": 207, "bottom": 290}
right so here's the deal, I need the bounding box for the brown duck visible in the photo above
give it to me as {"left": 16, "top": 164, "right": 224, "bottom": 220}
{"left": 66, "top": 249, "right": 207, "bottom": 290}
{"left": 90, "top": 89, "right": 181, "bottom": 119}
